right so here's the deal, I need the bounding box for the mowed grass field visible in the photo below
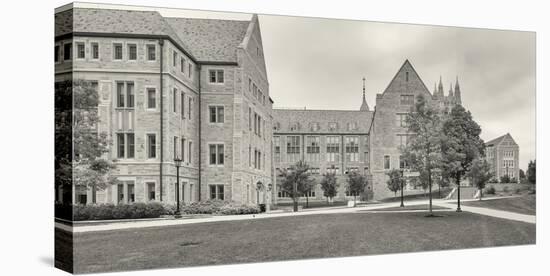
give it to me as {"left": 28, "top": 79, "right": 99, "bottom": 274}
{"left": 64, "top": 211, "right": 535, "bottom": 273}
{"left": 460, "top": 194, "right": 536, "bottom": 215}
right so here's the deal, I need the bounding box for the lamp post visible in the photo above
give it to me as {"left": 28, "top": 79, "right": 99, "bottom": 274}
{"left": 400, "top": 169, "right": 405, "bottom": 207}
{"left": 256, "top": 181, "right": 263, "bottom": 206}
{"left": 266, "top": 183, "right": 273, "bottom": 212}
{"left": 174, "top": 156, "right": 183, "bottom": 219}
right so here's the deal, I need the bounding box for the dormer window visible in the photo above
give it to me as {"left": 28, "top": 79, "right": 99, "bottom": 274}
{"left": 328, "top": 122, "right": 338, "bottom": 131}
{"left": 273, "top": 122, "right": 281, "bottom": 131}
{"left": 347, "top": 122, "right": 358, "bottom": 131}
{"left": 310, "top": 122, "right": 320, "bottom": 131}
{"left": 290, "top": 122, "right": 300, "bottom": 132}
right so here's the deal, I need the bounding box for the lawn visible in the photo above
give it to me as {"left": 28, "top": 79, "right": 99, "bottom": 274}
{"left": 459, "top": 195, "right": 536, "bottom": 215}
{"left": 64, "top": 211, "right": 535, "bottom": 273}
{"left": 369, "top": 204, "right": 450, "bottom": 212}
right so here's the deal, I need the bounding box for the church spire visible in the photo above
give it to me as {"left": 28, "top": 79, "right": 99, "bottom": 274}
{"left": 454, "top": 75, "right": 462, "bottom": 105}
{"left": 360, "top": 77, "right": 370, "bottom": 111}
{"left": 449, "top": 82, "right": 454, "bottom": 97}
{"left": 437, "top": 75, "right": 444, "bottom": 96}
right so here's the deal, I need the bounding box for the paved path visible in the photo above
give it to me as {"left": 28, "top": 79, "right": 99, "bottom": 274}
{"left": 56, "top": 196, "right": 534, "bottom": 233}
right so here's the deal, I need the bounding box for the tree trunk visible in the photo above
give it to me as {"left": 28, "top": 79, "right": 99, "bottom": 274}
{"left": 438, "top": 183, "right": 441, "bottom": 199}
{"left": 428, "top": 169, "right": 433, "bottom": 215}
{"left": 456, "top": 173, "right": 462, "bottom": 212}
{"left": 353, "top": 195, "right": 357, "bottom": 207}
{"left": 306, "top": 195, "right": 309, "bottom": 208}
{"left": 479, "top": 188, "right": 483, "bottom": 201}
{"left": 293, "top": 199, "right": 298, "bottom": 212}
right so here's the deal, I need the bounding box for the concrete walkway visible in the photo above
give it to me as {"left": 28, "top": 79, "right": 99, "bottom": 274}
{"left": 56, "top": 196, "right": 534, "bottom": 233}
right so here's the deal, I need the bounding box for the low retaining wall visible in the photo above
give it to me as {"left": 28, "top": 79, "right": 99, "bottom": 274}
{"left": 485, "top": 183, "right": 534, "bottom": 192}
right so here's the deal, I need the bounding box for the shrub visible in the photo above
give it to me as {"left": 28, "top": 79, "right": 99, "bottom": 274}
{"left": 216, "top": 205, "right": 260, "bottom": 215}
{"left": 500, "top": 175, "right": 511, "bottom": 183}
{"left": 485, "top": 185, "right": 496, "bottom": 195}
{"left": 515, "top": 188, "right": 521, "bottom": 194}
{"left": 502, "top": 186, "right": 510, "bottom": 193}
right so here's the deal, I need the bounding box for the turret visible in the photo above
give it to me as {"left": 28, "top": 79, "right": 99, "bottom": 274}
{"left": 360, "top": 77, "right": 370, "bottom": 111}
{"left": 449, "top": 82, "right": 454, "bottom": 97}
{"left": 454, "top": 76, "right": 462, "bottom": 105}
{"left": 437, "top": 76, "right": 444, "bottom": 97}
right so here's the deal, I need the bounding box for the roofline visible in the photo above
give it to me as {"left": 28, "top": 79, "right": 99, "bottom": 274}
{"left": 273, "top": 108, "right": 374, "bottom": 113}
{"left": 380, "top": 59, "right": 433, "bottom": 99}
{"left": 273, "top": 132, "right": 371, "bottom": 136}
{"left": 55, "top": 31, "right": 239, "bottom": 66}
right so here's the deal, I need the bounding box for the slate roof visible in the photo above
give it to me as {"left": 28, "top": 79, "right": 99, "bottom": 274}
{"left": 55, "top": 8, "right": 252, "bottom": 63}
{"left": 273, "top": 109, "right": 374, "bottom": 134}
{"left": 485, "top": 133, "right": 514, "bottom": 146}
{"left": 165, "top": 18, "right": 250, "bottom": 63}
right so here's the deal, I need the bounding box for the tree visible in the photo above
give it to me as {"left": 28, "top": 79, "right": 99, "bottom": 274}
{"left": 402, "top": 94, "right": 443, "bottom": 215}
{"left": 346, "top": 171, "right": 368, "bottom": 206}
{"left": 320, "top": 172, "right": 339, "bottom": 205}
{"left": 500, "top": 174, "right": 511, "bottom": 184}
{"left": 519, "top": 169, "right": 526, "bottom": 183}
{"left": 55, "top": 80, "right": 118, "bottom": 205}
{"left": 527, "top": 160, "right": 536, "bottom": 184}
{"left": 278, "top": 160, "right": 314, "bottom": 212}
{"left": 386, "top": 169, "right": 404, "bottom": 198}
{"left": 467, "top": 158, "right": 493, "bottom": 200}
{"left": 441, "top": 105, "right": 485, "bottom": 212}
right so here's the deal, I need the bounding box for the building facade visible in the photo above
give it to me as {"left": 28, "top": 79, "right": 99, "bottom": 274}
{"left": 485, "top": 133, "right": 520, "bottom": 182}
{"left": 55, "top": 6, "right": 273, "bottom": 205}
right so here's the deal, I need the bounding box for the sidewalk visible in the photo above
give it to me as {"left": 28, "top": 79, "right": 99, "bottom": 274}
{"left": 56, "top": 196, "right": 534, "bottom": 233}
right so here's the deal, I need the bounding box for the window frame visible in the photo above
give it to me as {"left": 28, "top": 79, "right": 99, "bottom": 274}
{"left": 146, "top": 44, "right": 156, "bottom": 61}
{"left": 208, "top": 105, "right": 225, "bottom": 124}
{"left": 113, "top": 42, "right": 123, "bottom": 61}
{"left": 63, "top": 42, "right": 72, "bottom": 61}
{"left": 127, "top": 43, "right": 137, "bottom": 61}
{"left": 90, "top": 41, "right": 100, "bottom": 60}
{"left": 75, "top": 41, "right": 85, "bottom": 60}
{"left": 208, "top": 69, "right": 225, "bottom": 84}
{"left": 208, "top": 143, "right": 225, "bottom": 166}
{"left": 146, "top": 133, "right": 158, "bottom": 159}
{"left": 145, "top": 86, "right": 157, "bottom": 111}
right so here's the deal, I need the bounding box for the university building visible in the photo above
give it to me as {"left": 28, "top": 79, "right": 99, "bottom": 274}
{"left": 485, "top": 133, "right": 520, "bottom": 182}
{"left": 55, "top": 6, "right": 273, "bottom": 205}
{"left": 56, "top": 6, "right": 513, "bottom": 205}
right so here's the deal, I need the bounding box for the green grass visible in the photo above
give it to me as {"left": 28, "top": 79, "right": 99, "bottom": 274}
{"left": 369, "top": 204, "right": 450, "bottom": 212}
{"left": 65, "top": 211, "right": 535, "bottom": 273}
{"left": 460, "top": 195, "right": 536, "bottom": 215}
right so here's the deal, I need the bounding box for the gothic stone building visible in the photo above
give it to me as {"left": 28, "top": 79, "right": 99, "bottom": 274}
{"left": 272, "top": 60, "right": 464, "bottom": 201}
{"left": 485, "top": 133, "right": 520, "bottom": 182}
{"left": 55, "top": 6, "right": 273, "bottom": 205}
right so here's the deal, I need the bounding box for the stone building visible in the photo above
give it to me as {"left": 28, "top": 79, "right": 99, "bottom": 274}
{"left": 55, "top": 6, "right": 273, "bottom": 205}
{"left": 485, "top": 133, "right": 520, "bottom": 182}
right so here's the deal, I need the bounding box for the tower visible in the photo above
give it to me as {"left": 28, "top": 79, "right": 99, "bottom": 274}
{"left": 360, "top": 77, "right": 370, "bottom": 111}
{"left": 449, "top": 82, "right": 454, "bottom": 98}
{"left": 454, "top": 76, "right": 462, "bottom": 105}
{"left": 437, "top": 76, "right": 444, "bottom": 98}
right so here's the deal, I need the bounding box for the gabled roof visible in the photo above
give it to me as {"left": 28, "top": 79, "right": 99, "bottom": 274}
{"left": 272, "top": 109, "right": 373, "bottom": 134}
{"left": 485, "top": 133, "right": 516, "bottom": 146}
{"left": 165, "top": 17, "right": 250, "bottom": 63}
{"left": 380, "top": 59, "right": 432, "bottom": 98}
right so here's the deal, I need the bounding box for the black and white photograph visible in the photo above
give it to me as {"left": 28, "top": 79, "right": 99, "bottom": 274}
{"left": 2, "top": 0, "right": 549, "bottom": 276}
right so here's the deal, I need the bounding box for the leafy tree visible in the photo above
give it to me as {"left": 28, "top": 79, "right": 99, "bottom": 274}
{"left": 519, "top": 169, "right": 526, "bottom": 183}
{"left": 500, "top": 174, "right": 511, "bottom": 184}
{"left": 402, "top": 94, "right": 442, "bottom": 215}
{"left": 320, "top": 172, "right": 339, "bottom": 205}
{"left": 527, "top": 160, "right": 536, "bottom": 184}
{"left": 55, "top": 80, "right": 118, "bottom": 205}
{"left": 386, "top": 169, "right": 404, "bottom": 198}
{"left": 467, "top": 158, "right": 493, "bottom": 200}
{"left": 441, "top": 105, "right": 485, "bottom": 211}
{"left": 346, "top": 171, "right": 368, "bottom": 207}
{"left": 278, "top": 160, "right": 314, "bottom": 212}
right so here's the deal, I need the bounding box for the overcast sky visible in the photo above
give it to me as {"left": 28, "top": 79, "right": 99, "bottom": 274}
{"left": 79, "top": 3, "right": 536, "bottom": 171}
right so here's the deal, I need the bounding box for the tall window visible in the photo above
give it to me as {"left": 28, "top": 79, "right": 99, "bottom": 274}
{"left": 181, "top": 138, "right": 186, "bottom": 162}
{"left": 188, "top": 141, "right": 192, "bottom": 164}
{"left": 116, "top": 82, "right": 134, "bottom": 108}
{"left": 209, "top": 185, "right": 224, "bottom": 200}
{"left": 406, "top": 71, "right": 409, "bottom": 81}
{"left": 63, "top": 43, "right": 72, "bottom": 60}
{"left": 287, "top": 136, "right": 300, "bottom": 163}
{"left": 147, "top": 44, "right": 156, "bottom": 61}
{"left": 113, "top": 43, "right": 123, "bottom": 60}
{"left": 147, "top": 182, "right": 156, "bottom": 201}
{"left": 397, "top": 134, "right": 409, "bottom": 148}
{"left": 345, "top": 136, "right": 359, "bottom": 162}
{"left": 76, "top": 42, "right": 85, "bottom": 59}
{"left": 248, "top": 107, "right": 252, "bottom": 131}
{"left": 91, "top": 42, "right": 99, "bottom": 59}
{"left": 257, "top": 115, "right": 262, "bottom": 137}
{"left": 326, "top": 136, "right": 340, "bottom": 162}
{"left": 127, "top": 183, "right": 135, "bottom": 203}
{"left": 328, "top": 122, "right": 338, "bottom": 131}
{"left": 384, "top": 155, "right": 391, "bottom": 170}
{"left": 172, "top": 88, "right": 177, "bottom": 113}
{"left": 209, "top": 144, "right": 224, "bottom": 165}
{"left": 306, "top": 136, "right": 320, "bottom": 162}
{"left": 181, "top": 92, "right": 185, "bottom": 117}
{"left": 396, "top": 113, "right": 408, "bottom": 127}
{"left": 400, "top": 94, "right": 414, "bottom": 105}
{"left": 273, "top": 136, "right": 281, "bottom": 162}
{"left": 173, "top": 50, "right": 177, "bottom": 67}
{"left": 147, "top": 134, "right": 157, "bottom": 159}
{"left": 180, "top": 57, "right": 185, "bottom": 73}
{"left": 399, "top": 155, "right": 407, "bottom": 169}
{"left": 209, "top": 69, "right": 224, "bottom": 83}
{"left": 188, "top": 97, "right": 192, "bottom": 120}
{"left": 128, "top": 44, "right": 137, "bottom": 60}
{"left": 209, "top": 106, "right": 225, "bottom": 123}
{"left": 55, "top": 45, "right": 60, "bottom": 62}
{"left": 173, "top": 136, "right": 178, "bottom": 159}
{"left": 188, "top": 63, "right": 192, "bottom": 78}
{"left": 147, "top": 88, "right": 156, "bottom": 109}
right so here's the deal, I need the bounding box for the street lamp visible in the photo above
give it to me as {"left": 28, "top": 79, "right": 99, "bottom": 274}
{"left": 400, "top": 168, "right": 406, "bottom": 207}
{"left": 256, "top": 181, "right": 263, "bottom": 206}
{"left": 174, "top": 156, "right": 183, "bottom": 219}
{"left": 266, "top": 183, "right": 273, "bottom": 212}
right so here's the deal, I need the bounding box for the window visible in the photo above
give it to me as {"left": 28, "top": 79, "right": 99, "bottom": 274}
{"left": 117, "top": 184, "right": 124, "bottom": 203}
{"left": 384, "top": 155, "right": 391, "bottom": 170}
{"left": 503, "top": 160, "right": 514, "bottom": 168}
{"left": 400, "top": 94, "right": 415, "bottom": 105}
{"left": 399, "top": 155, "right": 407, "bottom": 169}
{"left": 180, "top": 138, "right": 186, "bottom": 163}
{"left": 171, "top": 88, "right": 178, "bottom": 113}
{"left": 345, "top": 136, "right": 359, "bottom": 162}
{"left": 147, "top": 134, "right": 157, "bottom": 159}
{"left": 209, "top": 144, "right": 224, "bottom": 165}
{"left": 346, "top": 190, "right": 359, "bottom": 197}
{"left": 397, "top": 134, "right": 409, "bottom": 148}
{"left": 188, "top": 141, "right": 192, "bottom": 164}
{"left": 147, "top": 182, "right": 156, "bottom": 201}
{"left": 128, "top": 44, "right": 137, "bottom": 60}
{"left": 173, "top": 136, "right": 178, "bottom": 159}
{"left": 310, "top": 122, "right": 320, "bottom": 131}
{"left": 180, "top": 57, "right": 185, "bottom": 73}
{"left": 257, "top": 115, "right": 262, "bottom": 137}
{"left": 173, "top": 50, "right": 177, "bottom": 67}
{"left": 116, "top": 133, "right": 134, "bottom": 159}
{"left": 63, "top": 43, "right": 72, "bottom": 60}
{"left": 209, "top": 69, "right": 224, "bottom": 83}
{"left": 406, "top": 71, "right": 409, "bottom": 82}
{"left": 287, "top": 136, "right": 301, "bottom": 163}
{"left": 115, "top": 82, "right": 134, "bottom": 108}
{"left": 328, "top": 122, "right": 338, "bottom": 131}
{"left": 127, "top": 183, "right": 135, "bottom": 203}
{"left": 209, "top": 185, "right": 225, "bottom": 200}
{"left": 253, "top": 83, "right": 257, "bottom": 98}
{"left": 346, "top": 167, "right": 359, "bottom": 174}
{"left": 147, "top": 88, "right": 156, "bottom": 109}
{"left": 309, "top": 168, "right": 320, "bottom": 175}
{"left": 248, "top": 107, "right": 252, "bottom": 131}
{"left": 188, "top": 97, "right": 192, "bottom": 120}
{"left": 303, "top": 190, "right": 316, "bottom": 197}
{"left": 181, "top": 92, "right": 185, "bottom": 117}
{"left": 117, "top": 133, "right": 125, "bottom": 158}
{"left": 147, "top": 44, "right": 156, "bottom": 61}
{"left": 91, "top": 42, "right": 99, "bottom": 59}
{"left": 396, "top": 113, "right": 408, "bottom": 127}
{"left": 127, "top": 133, "right": 135, "bottom": 158}
{"left": 274, "top": 136, "right": 281, "bottom": 162}
{"left": 55, "top": 45, "right": 60, "bottom": 62}
{"left": 113, "top": 43, "right": 123, "bottom": 60}
{"left": 306, "top": 136, "right": 320, "bottom": 162}
{"left": 347, "top": 122, "right": 358, "bottom": 131}
{"left": 188, "top": 63, "right": 192, "bottom": 78}
{"left": 209, "top": 106, "right": 225, "bottom": 123}
{"left": 248, "top": 78, "right": 252, "bottom": 92}
{"left": 326, "top": 136, "right": 340, "bottom": 162}
{"left": 76, "top": 42, "right": 85, "bottom": 59}
{"left": 327, "top": 166, "right": 340, "bottom": 175}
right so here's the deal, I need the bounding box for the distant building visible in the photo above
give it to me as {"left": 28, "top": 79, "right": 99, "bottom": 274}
{"left": 485, "top": 133, "right": 520, "bottom": 182}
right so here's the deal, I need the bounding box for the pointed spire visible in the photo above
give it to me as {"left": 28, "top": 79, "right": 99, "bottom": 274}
{"left": 449, "top": 82, "right": 454, "bottom": 97}
{"left": 438, "top": 75, "right": 444, "bottom": 96}
{"left": 360, "top": 77, "right": 370, "bottom": 111}
{"left": 454, "top": 75, "right": 462, "bottom": 105}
